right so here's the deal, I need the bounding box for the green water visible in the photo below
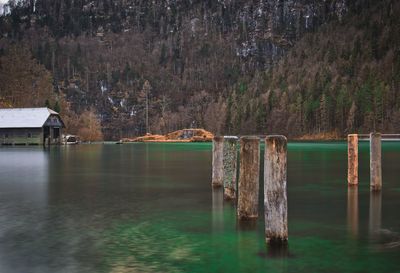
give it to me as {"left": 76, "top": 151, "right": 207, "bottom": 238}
{"left": 0, "top": 142, "right": 399, "bottom": 273}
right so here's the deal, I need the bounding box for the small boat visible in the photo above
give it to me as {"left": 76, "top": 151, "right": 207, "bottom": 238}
{"left": 63, "top": 135, "right": 80, "bottom": 145}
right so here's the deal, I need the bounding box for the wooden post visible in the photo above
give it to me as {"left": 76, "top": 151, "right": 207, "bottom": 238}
{"left": 212, "top": 136, "right": 224, "bottom": 188}
{"left": 223, "top": 136, "right": 238, "bottom": 200}
{"left": 370, "top": 132, "right": 382, "bottom": 191}
{"left": 347, "top": 134, "right": 358, "bottom": 186}
{"left": 264, "top": 135, "right": 288, "bottom": 244}
{"left": 237, "top": 136, "right": 260, "bottom": 220}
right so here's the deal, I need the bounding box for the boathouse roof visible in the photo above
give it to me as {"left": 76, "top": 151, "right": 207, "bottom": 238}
{"left": 0, "top": 107, "right": 61, "bottom": 128}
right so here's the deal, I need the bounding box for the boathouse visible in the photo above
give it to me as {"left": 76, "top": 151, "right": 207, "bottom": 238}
{"left": 0, "top": 107, "right": 65, "bottom": 145}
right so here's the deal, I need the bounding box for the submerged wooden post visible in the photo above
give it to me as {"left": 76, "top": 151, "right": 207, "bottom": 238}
{"left": 237, "top": 136, "right": 260, "bottom": 220}
{"left": 212, "top": 136, "right": 224, "bottom": 188}
{"left": 370, "top": 132, "right": 382, "bottom": 191}
{"left": 264, "top": 135, "right": 288, "bottom": 244}
{"left": 223, "top": 136, "right": 238, "bottom": 200}
{"left": 347, "top": 134, "right": 358, "bottom": 186}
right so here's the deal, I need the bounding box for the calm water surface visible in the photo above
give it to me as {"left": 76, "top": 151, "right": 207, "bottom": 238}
{"left": 0, "top": 142, "right": 399, "bottom": 273}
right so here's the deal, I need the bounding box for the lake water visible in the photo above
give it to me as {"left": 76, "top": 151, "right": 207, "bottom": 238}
{"left": 0, "top": 142, "right": 399, "bottom": 273}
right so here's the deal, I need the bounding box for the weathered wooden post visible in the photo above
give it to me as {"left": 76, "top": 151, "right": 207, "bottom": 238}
{"left": 370, "top": 132, "right": 382, "bottom": 191}
{"left": 223, "top": 136, "right": 238, "bottom": 200}
{"left": 237, "top": 136, "right": 260, "bottom": 220}
{"left": 347, "top": 134, "right": 358, "bottom": 186}
{"left": 264, "top": 135, "right": 288, "bottom": 244}
{"left": 212, "top": 136, "right": 224, "bottom": 188}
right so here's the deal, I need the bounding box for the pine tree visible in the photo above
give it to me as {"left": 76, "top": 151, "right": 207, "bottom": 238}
{"left": 142, "top": 80, "right": 151, "bottom": 134}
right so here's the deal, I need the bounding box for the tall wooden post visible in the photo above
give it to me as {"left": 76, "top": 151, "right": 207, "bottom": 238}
{"left": 237, "top": 137, "right": 260, "bottom": 220}
{"left": 264, "top": 135, "right": 288, "bottom": 244}
{"left": 370, "top": 132, "right": 382, "bottom": 191}
{"left": 347, "top": 134, "right": 358, "bottom": 186}
{"left": 223, "top": 136, "right": 238, "bottom": 200}
{"left": 212, "top": 136, "right": 224, "bottom": 188}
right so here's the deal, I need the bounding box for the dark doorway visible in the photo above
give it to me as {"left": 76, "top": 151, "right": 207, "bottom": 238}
{"left": 53, "top": 128, "right": 60, "bottom": 139}
{"left": 43, "top": 126, "right": 50, "bottom": 139}
{"left": 43, "top": 126, "right": 50, "bottom": 145}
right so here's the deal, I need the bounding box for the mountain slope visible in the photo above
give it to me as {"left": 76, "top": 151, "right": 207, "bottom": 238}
{"left": 1, "top": 0, "right": 397, "bottom": 138}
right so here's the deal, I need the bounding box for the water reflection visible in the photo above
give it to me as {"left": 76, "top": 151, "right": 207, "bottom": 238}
{"left": 1, "top": 143, "right": 400, "bottom": 272}
{"left": 369, "top": 191, "right": 382, "bottom": 240}
{"left": 0, "top": 148, "right": 49, "bottom": 273}
{"left": 266, "top": 243, "right": 290, "bottom": 259}
{"left": 236, "top": 218, "right": 257, "bottom": 231}
{"left": 212, "top": 187, "right": 224, "bottom": 232}
{"left": 0, "top": 148, "right": 48, "bottom": 206}
{"left": 347, "top": 186, "right": 358, "bottom": 238}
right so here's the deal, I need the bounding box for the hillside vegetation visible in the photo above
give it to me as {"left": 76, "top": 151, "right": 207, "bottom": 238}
{"left": 0, "top": 0, "right": 398, "bottom": 139}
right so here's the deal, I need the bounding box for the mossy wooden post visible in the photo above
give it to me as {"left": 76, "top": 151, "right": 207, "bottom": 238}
{"left": 212, "top": 136, "right": 224, "bottom": 188}
{"left": 264, "top": 135, "right": 288, "bottom": 244}
{"left": 223, "top": 136, "right": 238, "bottom": 200}
{"left": 370, "top": 132, "right": 382, "bottom": 191}
{"left": 237, "top": 136, "right": 260, "bottom": 220}
{"left": 347, "top": 134, "right": 358, "bottom": 186}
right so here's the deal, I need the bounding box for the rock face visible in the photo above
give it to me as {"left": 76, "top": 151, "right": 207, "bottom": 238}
{"left": 230, "top": 0, "right": 348, "bottom": 67}
{"left": 23, "top": 0, "right": 348, "bottom": 68}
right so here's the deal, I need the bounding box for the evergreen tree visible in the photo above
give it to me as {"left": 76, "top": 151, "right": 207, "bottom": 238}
{"left": 54, "top": 101, "right": 60, "bottom": 113}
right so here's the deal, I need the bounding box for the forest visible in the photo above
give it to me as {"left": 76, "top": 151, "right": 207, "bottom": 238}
{"left": 0, "top": 0, "right": 399, "bottom": 140}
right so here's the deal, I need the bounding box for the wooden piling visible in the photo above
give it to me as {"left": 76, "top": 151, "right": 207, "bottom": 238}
{"left": 347, "top": 134, "right": 358, "bottom": 186}
{"left": 237, "top": 136, "right": 260, "bottom": 220}
{"left": 264, "top": 135, "right": 288, "bottom": 244}
{"left": 370, "top": 132, "right": 382, "bottom": 191}
{"left": 212, "top": 136, "right": 224, "bottom": 188}
{"left": 223, "top": 136, "right": 238, "bottom": 200}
